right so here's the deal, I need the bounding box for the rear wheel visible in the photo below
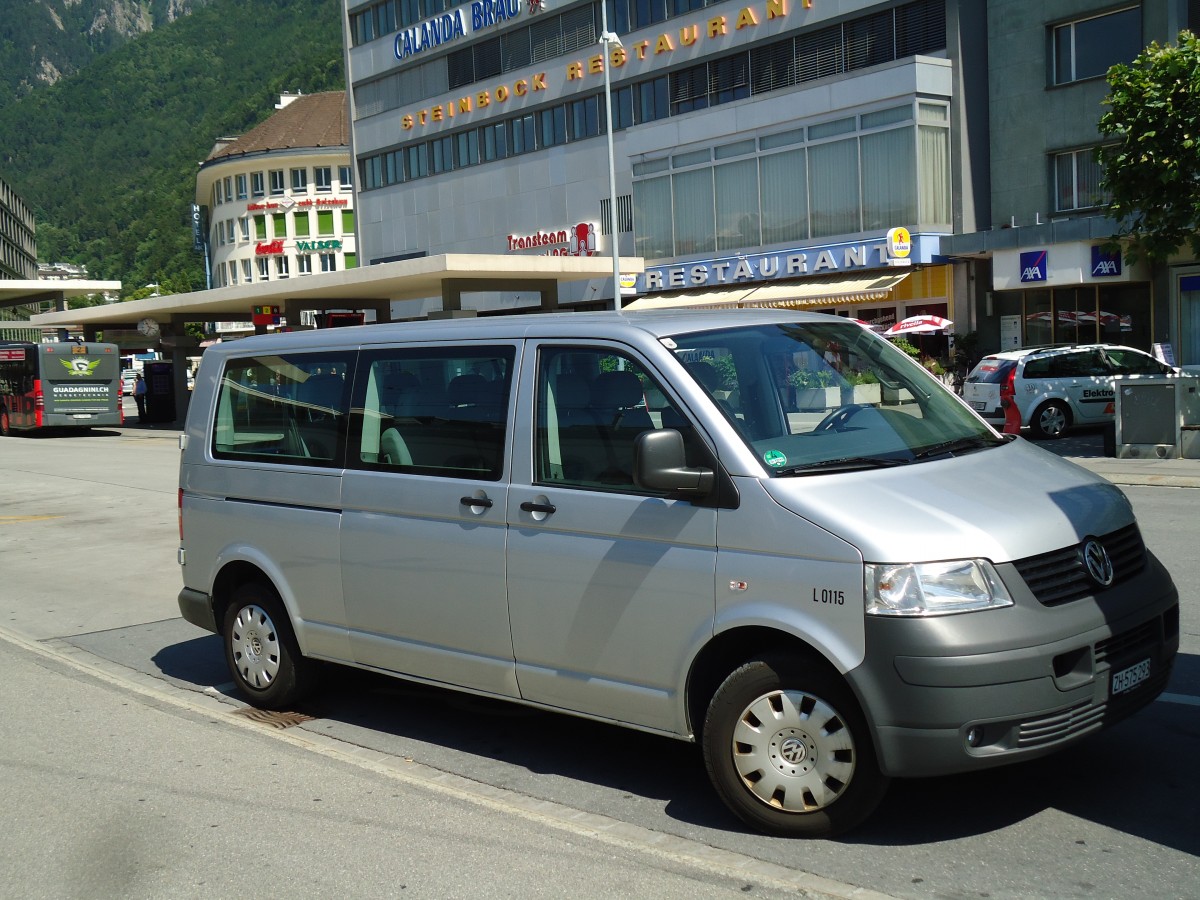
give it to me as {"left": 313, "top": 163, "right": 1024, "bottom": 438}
{"left": 1030, "top": 400, "right": 1071, "bottom": 439}
{"left": 222, "top": 582, "right": 315, "bottom": 710}
{"left": 701, "top": 654, "right": 888, "bottom": 838}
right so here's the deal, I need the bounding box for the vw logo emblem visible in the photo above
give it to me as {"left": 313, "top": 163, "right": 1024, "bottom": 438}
{"left": 1082, "top": 539, "right": 1114, "bottom": 587}
{"left": 780, "top": 737, "right": 808, "bottom": 765}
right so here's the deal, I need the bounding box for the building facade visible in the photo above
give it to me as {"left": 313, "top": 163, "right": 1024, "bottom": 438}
{"left": 1, "top": 175, "right": 41, "bottom": 341}
{"left": 344, "top": 0, "right": 976, "bottom": 334}
{"left": 195, "top": 92, "right": 358, "bottom": 293}
{"left": 942, "top": 1, "right": 1200, "bottom": 365}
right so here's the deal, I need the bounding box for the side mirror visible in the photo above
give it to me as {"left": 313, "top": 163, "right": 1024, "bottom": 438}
{"left": 634, "top": 429, "right": 715, "bottom": 495}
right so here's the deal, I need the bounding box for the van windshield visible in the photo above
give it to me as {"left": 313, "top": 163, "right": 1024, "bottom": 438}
{"left": 668, "top": 321, "right": 1002, "bottom": 474}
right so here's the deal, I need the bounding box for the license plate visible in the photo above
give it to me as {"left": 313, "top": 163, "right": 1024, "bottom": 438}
{"left": 1111, "top": 658, "right": 1151, "bottom": 696}
{"left": 72, "top": 414, "right": 94, "bottom": 419}
{"left": 971, "top": 401, "right": 985, "bottom": 411}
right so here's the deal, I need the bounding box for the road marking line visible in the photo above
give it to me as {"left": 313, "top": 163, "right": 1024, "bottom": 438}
{"left": 1159, "top": 692, "right": 1200, "bottom": 708}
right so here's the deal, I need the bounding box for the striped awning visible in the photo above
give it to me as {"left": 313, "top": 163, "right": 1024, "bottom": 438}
{"left": 624, "top": 271, "right": 910, "bottom": 311}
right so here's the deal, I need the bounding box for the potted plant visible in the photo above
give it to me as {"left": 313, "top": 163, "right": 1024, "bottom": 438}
{"left": 789, "top": 368, "right": 839, "bottom": 410}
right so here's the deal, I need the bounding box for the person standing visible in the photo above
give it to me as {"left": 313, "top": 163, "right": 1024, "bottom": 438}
{"left": 133, "top": 374, "right": 147, "bottom": 422}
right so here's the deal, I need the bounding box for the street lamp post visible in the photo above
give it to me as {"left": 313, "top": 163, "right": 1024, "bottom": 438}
{"left": 599, "top": 3, "right": 623, "bottom": 312}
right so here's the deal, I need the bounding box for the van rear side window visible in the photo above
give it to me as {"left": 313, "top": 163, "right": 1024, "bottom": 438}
{"left": 353, "top": 345, "right": 515, "bottom": 481}
{"left": 214, "top": 353, "right": 353, "bottom": 465}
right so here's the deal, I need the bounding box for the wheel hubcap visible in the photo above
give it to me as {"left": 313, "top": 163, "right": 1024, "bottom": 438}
{"left": 230, "top": 604, "right": 281, "bottom": 690}
{"left": 732, "top": 689, "right": 855, "bottom": 813}
{"left": 1040, "top": 407, "right": 1066, "bottom": 435}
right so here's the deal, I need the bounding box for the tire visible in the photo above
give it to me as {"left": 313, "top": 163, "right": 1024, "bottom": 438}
{"left": 701, "top": 654, "right": 888, "bottom": 838}
{"left": 1030, "top": 400, "right": 1071, "bottom": 440}
{"left": 222, "top": 582, "right": 315, "bottom": 710}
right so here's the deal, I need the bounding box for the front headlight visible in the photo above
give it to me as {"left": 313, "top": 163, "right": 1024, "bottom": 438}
{"left": 864, "top": 559, "right": 1013, "bottom": 616}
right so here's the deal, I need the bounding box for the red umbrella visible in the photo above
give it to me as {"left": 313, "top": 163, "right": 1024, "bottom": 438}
{"left": 884, "top": 315, "right": 953, "bottom": 336}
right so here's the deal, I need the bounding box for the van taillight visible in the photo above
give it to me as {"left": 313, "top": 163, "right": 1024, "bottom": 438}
{"left": 178, "top": 488, "right": 184, "bottom": 541}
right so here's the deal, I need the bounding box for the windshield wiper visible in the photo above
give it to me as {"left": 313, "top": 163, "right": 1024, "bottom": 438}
{"left": 911, "top": 436, "right": 1003, "bottom": 460}
{"left": 775, "top": 455, "right": 911, "bottom": 476}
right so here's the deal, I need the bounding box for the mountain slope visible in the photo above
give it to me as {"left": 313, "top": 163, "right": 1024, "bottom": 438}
{"left": 0, "top": 0, "right": 344, "bottom": 296}
{"left": 0, "top": 0, "right": 212, "bottom": 112}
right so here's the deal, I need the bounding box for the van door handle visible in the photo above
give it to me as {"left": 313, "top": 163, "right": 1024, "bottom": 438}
{"left": 460, "top": 496, "right": 493, "bottom": 508}
{"left": 520, "top": 501, "right": 556, "bottom": 515}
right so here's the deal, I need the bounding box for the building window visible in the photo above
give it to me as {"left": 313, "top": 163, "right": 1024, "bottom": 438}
{"left": 276, "top": 256, "right": 290, "bottom": 279}
{"left": 1052, "top": 6, "right": 1142, "bottom": 84}
{"left": 236, "top": 174, "right": 248, "bottom": 200}
{"left": 1054, "top": 147, "right": 1109, "bottom": 211}
{"left": 224, "top": 176, "right": 233, "bottom": 203}
{"left": 251, "top": 172, "right": 265, "bottom": 198}
{"left": 482, "top": 122, "right": 508, "bottom": 161}
{"left": 317, "top": 210, "right": 335, "bottom": 236}
{"left": 761, "top": 148, "right": 812, "bottom": 245}
{"left": 228, "top": 261, "right": 238, "bottom": 285}
{"left": 297, "top": 255, "right": 313, "bottom": 275}
{"left": 239, "top": 218, "right": 250, "bottom": 241}
{"left": 242, "top": 259, "right": 252, "bottom": 282}
{"left": 217, "top": 220, "right": 226, "bottom": 246}
{"left": 215, "top": 180, "right": 224, "bottom": 205}
{"left": 257, "top": 257, "right": 270, "bottom": 280}
{"left": 320, "top": 253, "right": 337, "bottom": 273}
{"left": 226, "top": 218, "right": 235, "bottom": 244}
{"left": 342, "top": 210, "right": 355, "bottom": 233}
{"left": 339, "top": 165, "right": 353, "bottom": 189}
{"left": 273, "top": 215, "right": 287, "bottom": 238}
{"left": 315, "top": 166, "right": 333, "bottom": 192}
{"left": 295, "top": 212, "right": 311, "bottom": 237}
{"left": 254, "top": 215, "right": 267, "bottom": 240}
{"left": 269, "top": 169, "right": 285, "bottom": 196}
{"left": 291, "top": 168, "right": 308, "bottom": 192}
{"left": 431, "top": 135, "right": 454, "bottom": 174}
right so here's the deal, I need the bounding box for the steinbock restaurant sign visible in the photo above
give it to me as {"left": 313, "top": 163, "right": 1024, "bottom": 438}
{"left": 395, "top": 0, "right": 797, "bottom": 130}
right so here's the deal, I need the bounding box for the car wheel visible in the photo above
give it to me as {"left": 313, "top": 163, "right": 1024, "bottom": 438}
{"left": 223, "top": 582, "right": 315, "bottom": 710}
{"left": 1031, "top": 400, "right": 1071, "bottom": 440}
{"left": 701, "top": 654, "right": 888, "bottom": 838}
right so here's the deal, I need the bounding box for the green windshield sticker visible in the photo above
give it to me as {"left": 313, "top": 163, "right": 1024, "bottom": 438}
{"left": 763, "top": 449, "right": 787, "bottom": 468}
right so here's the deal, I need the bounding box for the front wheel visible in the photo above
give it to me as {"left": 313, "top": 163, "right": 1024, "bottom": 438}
{"left": 222, "top": 583, "right": 315, "bottom": 710}
{"left": 702, "top": 655, "right": 887, "bottom": 838}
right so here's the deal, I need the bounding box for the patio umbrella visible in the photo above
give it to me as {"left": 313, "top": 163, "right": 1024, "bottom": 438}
{"left": 884, "top": 315, "right": 953, "bottom": 336}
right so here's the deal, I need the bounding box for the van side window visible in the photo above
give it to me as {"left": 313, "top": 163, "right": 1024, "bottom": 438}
{"left": 535, "top": 346, "right": 701, "bottom": 492}
{"left": 354, "top": 346, "right": 514, "bottom": 481}
{"left": 213, "top": 353, "right": 352, "bottom": 465}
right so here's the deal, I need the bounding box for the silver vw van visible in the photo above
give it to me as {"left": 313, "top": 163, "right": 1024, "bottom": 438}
{"left": 177, "top": 311, "right": 1178, "bottom": 837}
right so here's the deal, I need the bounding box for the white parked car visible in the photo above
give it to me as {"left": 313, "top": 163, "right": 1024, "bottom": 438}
{"left": 120, "top": 370, "right": 138, "bottom": 396}
{"left": 963, "top": 344, "right": 1175, "bottom": 439}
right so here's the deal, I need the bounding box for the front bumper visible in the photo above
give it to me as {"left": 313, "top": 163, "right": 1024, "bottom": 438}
{"left": 847, "top": 553, "right": 1179, "bottom": 778}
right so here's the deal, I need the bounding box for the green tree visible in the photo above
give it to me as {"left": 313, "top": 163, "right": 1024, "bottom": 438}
{"left": 1099, "top": 31, "right": 1200, "bottom": 263}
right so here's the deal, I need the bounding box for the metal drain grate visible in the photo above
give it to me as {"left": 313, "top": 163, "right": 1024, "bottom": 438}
{"left": 231, "top": 708, "right": 316, "bottom": 729}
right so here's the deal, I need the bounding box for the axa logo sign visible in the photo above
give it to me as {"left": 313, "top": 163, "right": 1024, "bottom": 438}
{"left": 1020, "top": 250, "right": 1047, "bottom": 283}
{"left": 1091, "top": 246, "right": 1122, "bottom": 277}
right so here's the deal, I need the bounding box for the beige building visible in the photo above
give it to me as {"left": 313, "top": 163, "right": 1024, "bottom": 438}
{"left": 195, "top": 92, "right": 357, "bottom": 293}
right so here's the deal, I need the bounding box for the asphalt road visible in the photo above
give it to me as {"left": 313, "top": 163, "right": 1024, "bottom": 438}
{"left": 2, "top": 425, "right": 1197, "bottom": 899}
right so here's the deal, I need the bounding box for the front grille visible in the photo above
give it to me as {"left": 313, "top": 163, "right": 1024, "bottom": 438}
{"left": 1096, "top": 619, "right": 1159, "bottom": 666}
{"left": 1013, "top": 523, "right": 1145, "bottom": 606}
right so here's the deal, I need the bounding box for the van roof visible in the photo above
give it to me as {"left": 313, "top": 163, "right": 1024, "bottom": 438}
{"left": 201, "top": 308, "right": 847, "bottom": 354}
